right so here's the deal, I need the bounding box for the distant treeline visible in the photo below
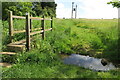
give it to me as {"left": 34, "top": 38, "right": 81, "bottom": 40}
{"left": 2, "top": 1, "right": 57, "bottom": 20}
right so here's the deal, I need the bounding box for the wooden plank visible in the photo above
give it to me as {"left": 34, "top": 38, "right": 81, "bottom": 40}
{"left": 45, "top": 28, "right": 52, "bottom": 31}
{"left": 30, "top": 30, "right": 43, "bottom": 36}
{"left": 0, "top": 63, "right": 12, "bottom": 68}
{"left": 0, "top": 52, "right": 16, "bottom": 55}
{"left": 30, "top": 28, "right": 52, "bottom": 36}
{"left": 30, "top": 17, "right": 52, "bottom": 20}
{"left": 44, "top": 18, "right": 52, "bottom": 20}
{"left": 13, "top": 28, "right": 42, "bottom": 34}
{"left": 14, "top": 30, "right": 26, "bottom": 34}
{"left": 41, "top": 16, "right": 45, "bottom": 40}
{"left": 30, "top": 17, "right": 43, "bottom": 20}
{"left": 9, "top": 11, "right": 14, "bottom": 43}
{"left": 7, "top": 44, "right": 25, "bottom": 48}
{"left": 9, "top": 39, "right": 26, "bottom": 45}
{"left": 8, "top": 38, "right": 32, "bottom": 45}
{"left": 12, "top": 15, "right": 26, "bottom": 19}
{"left": 32, "top": 28, "right": 42, "bottom": 31}
{"left": 7, "top": 44, "right": 26, "bottom": 52}
{"left": 26, "top": 13, "right": 31, "bottom": 51}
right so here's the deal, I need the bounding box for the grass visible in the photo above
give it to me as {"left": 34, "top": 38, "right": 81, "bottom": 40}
{"left": 2, "top": 18, "right": 120, "bottom": 78}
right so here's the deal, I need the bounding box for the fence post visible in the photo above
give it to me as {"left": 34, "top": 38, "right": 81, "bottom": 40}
{"left": 30, "top": 15, "right": 32, "bottom": 32}
{"left": 41, "top": 16, "right": 45, "bottom": 40}
{"left": 51, "top": 16, "right": 53, "bottom": 31}
{"left": 9, "top": 11, "right": 14, "bottom": 43}
{"left": 26, "top": 13, "right": 30, "bottom": 51}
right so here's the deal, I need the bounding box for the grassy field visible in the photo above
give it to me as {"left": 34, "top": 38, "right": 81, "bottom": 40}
{"left": 2, "top": 18, "right": 120, "bottom": 78}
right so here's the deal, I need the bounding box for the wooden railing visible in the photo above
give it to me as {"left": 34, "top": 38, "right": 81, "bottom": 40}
{"left": 9, "top": 11, "right": 53, "bottom": 51}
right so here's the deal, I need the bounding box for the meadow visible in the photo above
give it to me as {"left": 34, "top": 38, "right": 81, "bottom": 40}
{"left": 2, "top": 18, "right": 120, "bottom": 78}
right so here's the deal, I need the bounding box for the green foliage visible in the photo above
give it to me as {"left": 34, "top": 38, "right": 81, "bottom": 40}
{"left": 2, "top": 2, "right": 57, "bottom": 20}
{"left": 17, "top": 49, "right": 59, "bottom": 64}
{"left": 107, "top": 1, "right": 120, "bottom": 8}
{"left": 32, "top": 2, "right": 57, "bottom": 17}
{"left": 41, "top": 2, "right": 57, "bottom": 17}
{"left": 32, "top": 2, "right": 42, "bottom": 16}
{"left": 2, "top": 55, "right": 17, "bottom": 63}
{"left": 2, "top": 2, "right": 33, "bottom": 20}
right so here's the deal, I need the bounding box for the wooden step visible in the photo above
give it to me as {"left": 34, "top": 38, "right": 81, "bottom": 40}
{"left": 0, "top": 62, "right": 12, "bottom": 68}
{"left": 7, "top": 38, "right": 35, "bottom": 52}
{"left": 9, "top": 39, "right": 26, "bottom": 45}
{"left": 7, "top": 44, "right": 26, "bottom": 52}
{"left": 0, "top": 52, "right": 16, "bottom": 55}
{"left": 9, "top": 38, "right": 33, "bottom": 45}
{"left": 6, "top": 39, "right": 30, "bottom": 52}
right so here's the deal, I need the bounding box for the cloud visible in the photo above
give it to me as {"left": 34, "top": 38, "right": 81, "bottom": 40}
{"left": 77, "top": 0, "right": 118, "bottom": 19}
{"left": 56, "top": 0, "right": 118, "bottom": 19}
{"left": 56, "top": 3, "right": 71, "bottom": 18}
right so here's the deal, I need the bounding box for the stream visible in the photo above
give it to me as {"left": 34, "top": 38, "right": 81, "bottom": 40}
{"left": 62, "top": 54, "right": 116, "bottom": 71}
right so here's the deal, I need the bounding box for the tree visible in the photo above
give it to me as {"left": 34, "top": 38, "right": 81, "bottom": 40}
{"left": 2, "top": 2, "right": 33, "bottom": 20}
{"left": 32, "top": 2, "right": 43, "bottom": 16}
{"left": 2, "top": 1, "right": 57, "bottom": 20}
{"left": 107, "top": 1, "right": 120, "bottom": 8}
{"left": 41, "top": 2, "right": 57, "bottom": 17}
{"left": 32, "top": 2, "right": 57, "bottom": 17}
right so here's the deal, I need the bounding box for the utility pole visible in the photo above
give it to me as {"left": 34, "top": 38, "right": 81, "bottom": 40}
{"left": 75, "top": 5, "right": 77, "bottom": 19}
{"left": 71, "top": 2, "right": 77, "bottom": 19}
{"left": 71, "top": 2, "right": 74, "bottom": 19}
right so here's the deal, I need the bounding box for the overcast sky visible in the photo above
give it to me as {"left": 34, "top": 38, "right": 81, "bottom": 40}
{"left": 55, "top": 0, "right": 118, "bottom": 19}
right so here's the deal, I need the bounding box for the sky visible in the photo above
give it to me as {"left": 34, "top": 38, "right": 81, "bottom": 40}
{"left": 55, "top": 0, "right": 118, "bottom": 19}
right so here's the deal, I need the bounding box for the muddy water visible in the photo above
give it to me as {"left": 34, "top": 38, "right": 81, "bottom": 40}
{"left": 63, "top": 54, "right": 116, "bottom": 71}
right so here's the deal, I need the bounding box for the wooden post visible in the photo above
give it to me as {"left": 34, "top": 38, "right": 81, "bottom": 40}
{"left": 41, "top": 16, "right": 45, "bottom": 40}
{"left": 26, "top": 13, "right": 30, "bottom": 51}
{"left": 9, "top": 11, "right": 14, "bottom": 43}
{"left": 51, "top": 16, "right": 53, "bottom": 31}
{"left": 30, "top": 15, "right": 32, "bottom": 32}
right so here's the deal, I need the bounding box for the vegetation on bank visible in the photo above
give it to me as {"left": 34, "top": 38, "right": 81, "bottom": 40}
{"left": 2, "top": 18, "right": 120, "bottom": 78}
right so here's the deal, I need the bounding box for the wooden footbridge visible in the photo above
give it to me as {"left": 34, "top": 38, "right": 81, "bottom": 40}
{"left": 0, "top": 11, "right": 53, "bottom": 67}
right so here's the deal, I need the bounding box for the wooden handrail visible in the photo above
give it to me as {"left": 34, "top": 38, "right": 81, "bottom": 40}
{"left": 44, "top": 19, "right": 52, "bottom": 20}
{"left": 30, "top": 17, "right": 52, "bottom": 20}
{"left": 12, "top": 15, "right": 26, "bottom": 19}
{"left": 32, "top": 28, "right": 42, "bottom": 31}
{"left": 30, "top": 17, "right": 43, "bottom": 20}
{"left": 14, "top": 30, "right": 26, "bottom": 34}
{"left": 12, "top": 16, "right": 52, "bottom": 20}
{"left": 44, "top": 28, "right": 52, "bottom": 31}
{"left": 13, "top": 28, "right": 42, "bottom": 34}
{"left": 30, "top": 28, "right": 52, "bottom": 36}
{"left": 30, "top": 30, "right": 43, "bottom": 36}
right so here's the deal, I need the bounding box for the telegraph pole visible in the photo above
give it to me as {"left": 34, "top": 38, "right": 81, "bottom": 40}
{"left": 71, "top": 2, "right": 74, "bottom": 19}
{"left": 75, "top": 5, "right": 77, "bottom": 19}
{"left": 71, "top": 2, "right": 77, "bottom": 19}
